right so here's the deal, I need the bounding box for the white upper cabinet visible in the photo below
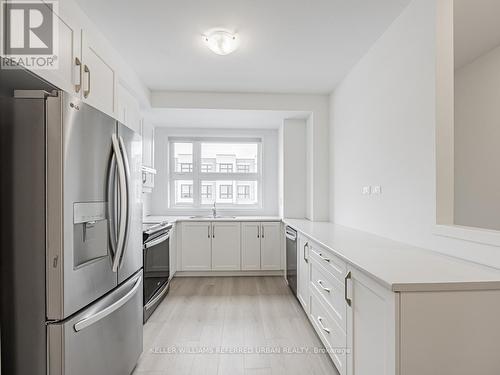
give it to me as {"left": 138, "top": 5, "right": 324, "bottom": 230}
{"left": 141, "top": 120, "right": 156, "bottom": 193}
{"left": 27, "top": 4, "right": 82, "bottom": 96}
{"left": 181, "top": 222, "right": 212, "bottom": 271}
{"left": 141, "top": 120, "right": 155, "bottom": 168}
{"left": 2, "top": 0, "right": 145, "bottom": 126}
{"left": 80, "top": 31, "right": 116, "bottom": 118}
{"left": 211, "top": 222, "right": 241, "bottom": 271}
{"left": 260, "top": 222, "right": 281, "bottom": 270}
{"left": 117, "top": 82, "right": 141, "bottom": 133}
{"left": 241, "top": 222, "right": 261, "bottom": 270}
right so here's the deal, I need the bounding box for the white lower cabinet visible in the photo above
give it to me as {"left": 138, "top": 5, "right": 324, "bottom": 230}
{"left": 346, "top": 269, "right": 396, "bottom": 375}
{"left": 212, "top": 222, "right": 241, "bottom": 270}
{"left": 295, "top": 230, "right": 393, "bottom": 375}
{"left": 180, "top": 222, "right": 211, "bottom": 271}
{"left": 241, "top": 222, "right": 261, "bottom": 270}
{"left": 310, "top": 285, "right": 347, "bottom": 375}
{"left": 180, "top": 221, "right": 282, "bottom": 272}
{"left": 260, "top": 222, "right": 281, "bottom": 270}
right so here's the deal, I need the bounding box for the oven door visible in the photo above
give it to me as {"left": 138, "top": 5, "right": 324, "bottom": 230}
{"left": 143, "top": 232, "right": 170, "bottom": 307}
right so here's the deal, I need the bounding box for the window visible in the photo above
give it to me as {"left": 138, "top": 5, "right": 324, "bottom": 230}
{"left": 173, "top": 143, "right": 193, "bottom": 173}
{"left": 219, "top": 185, "right": 233, "bottom": 199}
{"left": 201, "top": 163, "right": 213, "bottom": 173}
{"left": 219, "top": 163, "right": 233, "bottom": 173}
{"left": 181, "top": 184, "right": 193, "bottom": 198}
{"left": 237, "top": 185, "right": 250, "bottom": 199}
{"left": 237, "top": 164, "right": 250, "bottom": 173}
{"left": 169, "top": 139, "right": 261, "bottom": 208}
{"left": 180, "top": 163, "right": 193, "bottom": 172}
{"left": 201, "top": 184, "right": 212, "bottom": 199}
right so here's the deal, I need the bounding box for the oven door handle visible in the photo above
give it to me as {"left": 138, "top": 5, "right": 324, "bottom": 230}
{"left": 145, "top": 281, "right": 170, "bottom": 311}
{"left": 144, "top": 232, "right": 170, "bottom": 249}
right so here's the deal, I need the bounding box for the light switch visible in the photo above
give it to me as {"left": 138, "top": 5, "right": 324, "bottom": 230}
{"left": 372, "top": 185, "right": 382, "bottom": 195}
{"left": 362, "top": 186, "right": 371, "bottom": 195}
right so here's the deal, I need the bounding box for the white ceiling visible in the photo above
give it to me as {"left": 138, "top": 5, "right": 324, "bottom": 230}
{"left": 148, "top": 108, "right": 309, "bottom": 129}
{"left": 75, "top": 0, "right": 410, "bottom": 94}
{"left": 454, "top": 0, "right": 500, "bottom": 69}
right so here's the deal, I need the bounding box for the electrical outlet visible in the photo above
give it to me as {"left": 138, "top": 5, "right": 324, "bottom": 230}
{"left": 362, "top": 186, "right": 371, "bottom": 195}
{"left": 372, "top": 185, "right": 382, "bottom": 195}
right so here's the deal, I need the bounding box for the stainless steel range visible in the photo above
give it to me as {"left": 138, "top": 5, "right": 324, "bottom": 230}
{"left": 143, "top": 222, "right": 172, "bottom": 322}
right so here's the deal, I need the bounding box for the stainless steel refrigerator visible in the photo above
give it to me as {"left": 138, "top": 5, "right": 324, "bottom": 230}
{"left": 0, "top": 68, "right": 143, "bottom": 375}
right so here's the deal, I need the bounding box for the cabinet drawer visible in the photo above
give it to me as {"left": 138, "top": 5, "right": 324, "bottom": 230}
{"left": 309, "top": 242, "right": 347, "bottom": 284}
{"left": 310, "top": 257, "right": 347, "bottom": 332}
{"left": 310, "top": 287, "right": 347, "bottom": 375}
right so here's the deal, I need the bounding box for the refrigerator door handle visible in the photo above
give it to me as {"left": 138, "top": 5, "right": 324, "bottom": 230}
{"left": 107, "top": 151, "right": 118, "bottom": 257}
{"left": 117, "top": 135, "right": 131, "bottom": 270}
{"left": 73, "top": 275, "right": 142, "bottom": 332}
{"left": 111, "top": 134, "right": 128, "bottom": 272}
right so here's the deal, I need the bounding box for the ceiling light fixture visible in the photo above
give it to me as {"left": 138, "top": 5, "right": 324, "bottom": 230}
{"left": 202, "top": 30, "right": 239, "bottom": 56}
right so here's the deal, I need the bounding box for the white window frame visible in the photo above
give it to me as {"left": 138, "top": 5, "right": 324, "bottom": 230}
{"left": 168, "top": 137, "right": 262, "bottom": 210}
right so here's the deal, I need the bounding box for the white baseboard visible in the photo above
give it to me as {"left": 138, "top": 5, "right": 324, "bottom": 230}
{"left": 174, "top": 270, "right": 284, "bottom": 277}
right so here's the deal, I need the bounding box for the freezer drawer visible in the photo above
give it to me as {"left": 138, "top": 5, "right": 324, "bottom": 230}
{"left": 48, "top": 271, "right": 143, "bottom": 375}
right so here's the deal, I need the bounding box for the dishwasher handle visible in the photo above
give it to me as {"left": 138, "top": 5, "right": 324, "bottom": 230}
{"left": 285, "top": 226, "right": 297, "bottom": 241}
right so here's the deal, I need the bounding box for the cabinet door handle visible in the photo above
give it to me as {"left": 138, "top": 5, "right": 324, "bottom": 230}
{"left": 257, "top": 225, "right": 260, "bottom": 238}
{"left": 208, "top": 225, "right": 210, "bottom": 238}
{"left": 212, "top": 225, "right": 215, "bottom": 238}
{"left": 261, "top": 225, "right": 265, "bottom": 238}
{"left": 317, "top": 280, "right": 330, "bottom": 293}
{"left": 318, "top": 253, "right": 330, "bottom": 263}
{"left": 304, "top": 242, "right": 309, "bottom": 263}
{"left": 345, "top": 271, "right": 352, "bottom": 307}
{"left": 75, "top": 57, "right": 82, "bottom": 93}
{"left": 83, "top": 64, "right": 91, "bottom": 98}
{"left": 317, "top": 316, "right": 331, "bottom": 334}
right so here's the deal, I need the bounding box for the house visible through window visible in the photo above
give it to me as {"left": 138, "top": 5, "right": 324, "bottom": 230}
{"left": 170, "top": 139, "right": 260, "bottom": 207}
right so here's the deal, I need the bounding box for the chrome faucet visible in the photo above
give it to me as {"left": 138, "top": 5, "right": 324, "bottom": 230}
{"left": 211, "top": 202, "right": 217, "bottom": 218}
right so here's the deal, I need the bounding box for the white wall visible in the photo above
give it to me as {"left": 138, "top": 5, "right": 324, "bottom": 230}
{"left": 330, "top": 0, "right": 500, "bottom": 269}
{"left": 150, "top": 127, "right": 280, "bottom": 216}
{"left": 151, "top": 91, "right": 330, "bottom": 221}
{"left": 454, "top": 44, "right": 500, "bottom": 231}
{"left": 143, "top": 193, "right": 152, "bottom": 218}
{"left": 281, "top": 119, "right": 307, "bottom": 218}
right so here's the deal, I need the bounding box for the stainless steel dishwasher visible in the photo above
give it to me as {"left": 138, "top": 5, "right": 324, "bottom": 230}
{"left": 285, "top": 226, "right": 298, "bottom": 296}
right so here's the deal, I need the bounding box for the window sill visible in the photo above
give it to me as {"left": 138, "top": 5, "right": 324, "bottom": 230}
{"left": 433, "top": 224, "right": 500, "bottom": 247}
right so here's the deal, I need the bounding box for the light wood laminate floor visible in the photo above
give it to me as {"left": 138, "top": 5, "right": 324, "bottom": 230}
{"left": 133, "top": 276, "right": 339, "bottom": 375}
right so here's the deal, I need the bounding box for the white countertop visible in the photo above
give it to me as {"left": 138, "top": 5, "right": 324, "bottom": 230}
{"left": 143, "top": 215, "right": 282, "bottom": 224}
{"left": 284, "top": 218, "right": 500, "bottom": 292}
